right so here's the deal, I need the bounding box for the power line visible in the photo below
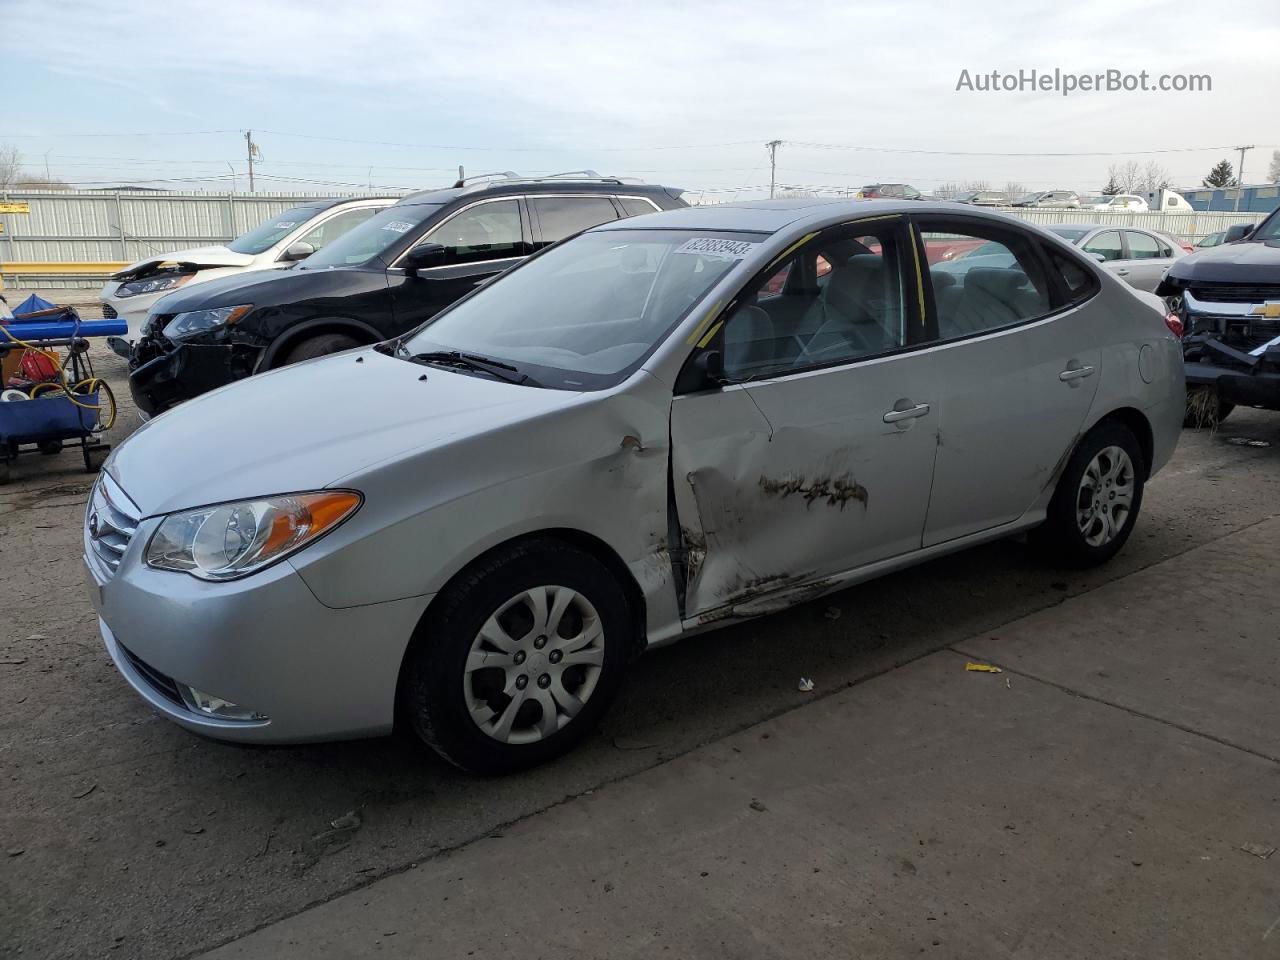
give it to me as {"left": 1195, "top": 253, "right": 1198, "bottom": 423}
{"left": 789, "top": 140, "right": 1278, "bottom": 158}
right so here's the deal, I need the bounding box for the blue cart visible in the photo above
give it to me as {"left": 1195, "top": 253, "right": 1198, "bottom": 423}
{"left": 0, "top": 296, "right": 124, "bottom": 484}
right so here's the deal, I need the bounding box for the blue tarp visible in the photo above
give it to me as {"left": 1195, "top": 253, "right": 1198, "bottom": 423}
{"left": 12, "top": 294, "right": 59, "bottom": 317}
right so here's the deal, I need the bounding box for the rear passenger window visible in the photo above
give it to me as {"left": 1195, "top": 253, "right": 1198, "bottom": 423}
{"left": 531, "top": 196, "right": 620, "bottom": 246}
{"left": 719, "top": 227, "right": 905, "bottom": 380}
{"left": 617, "top": 197, "right": 659, "bottom": 218}
{"left": 918, "top": 220, "right": 1052, "bottom": 340}
{"left": 1125, "top": 231, "right": 1161, "bottom": 259}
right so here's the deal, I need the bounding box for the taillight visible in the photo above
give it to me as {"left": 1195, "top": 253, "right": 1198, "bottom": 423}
{"left": 1165, "top": 313, "right": 1184, "bottom": 338}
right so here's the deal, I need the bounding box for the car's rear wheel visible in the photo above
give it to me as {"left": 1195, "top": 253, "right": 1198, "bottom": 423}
{"left": 402, "top": 539, "right": 633, "bottom": 774}
{"left": 283, "top": 332, "right": 361, "bottom": 366}
{"left": 1030, "top": 421, "right": 1145, "bottom": 567}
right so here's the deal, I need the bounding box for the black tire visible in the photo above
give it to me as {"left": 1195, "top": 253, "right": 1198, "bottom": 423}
{"left": 38, "top": 440, "right": 63, "bottom": 455}
{"left": 282, "top": 333, "right": 361, "bottom": 366}
{"left": 1030, "top": 421, "right": 1146, "bottom": 568}
{"left": 402, "top": 539, "right": 634, "bottom": 775}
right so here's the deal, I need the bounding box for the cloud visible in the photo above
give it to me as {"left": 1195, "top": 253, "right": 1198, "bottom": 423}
{"left": 2, "top": 0, "right": 1275, "bottom": 192}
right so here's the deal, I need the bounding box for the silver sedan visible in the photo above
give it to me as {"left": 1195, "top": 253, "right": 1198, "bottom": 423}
{"left": 1046, "top": 224, "right": 1186, "bottom": 292}
{"left": 86, "top": 200, "right": 1185, "bottom": 773}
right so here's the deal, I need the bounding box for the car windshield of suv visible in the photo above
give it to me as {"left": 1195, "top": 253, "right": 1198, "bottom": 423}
{"left": 299, "top": 203, "right": 443, "bottom": 269}
{"left": 1048, "top": 226, "right": 1091, "bottom": 242}
{"left": 403, "top": 229, "right": 759, "bottom": 390}
{"left": 1252, "top": 210, "right": 1280, "bottom": 242}
{"left": 227, "top": 205, "right": 326, "bottom": 254}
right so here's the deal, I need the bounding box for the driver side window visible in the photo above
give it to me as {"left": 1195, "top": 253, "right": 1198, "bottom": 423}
{"left": 426, "top": 199, "right": 525, "bottom": 265}
{"left": 719, "top": 225, "right": 906, "bottom": 381}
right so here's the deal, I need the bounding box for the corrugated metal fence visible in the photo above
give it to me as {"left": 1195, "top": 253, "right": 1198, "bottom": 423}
{"left": 1, "top": 188, "right": 1271, "bottom": 289}
{"left": 0, "top": 189, "right": 400, "bottom": 288}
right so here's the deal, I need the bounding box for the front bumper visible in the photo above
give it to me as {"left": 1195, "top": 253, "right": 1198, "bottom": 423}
{"left": 86, "top": 531, "right": 432, "bottom": 744}
{"left": 128, "top": 339, "right": 259, "bottom": 416}
{"left": 1185, "top": 359, "right": 1280, "bottom": 409}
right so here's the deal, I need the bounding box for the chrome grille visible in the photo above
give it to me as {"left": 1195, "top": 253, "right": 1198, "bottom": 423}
{"left": 86, "top": 474, "right": 141, "bottom": 578}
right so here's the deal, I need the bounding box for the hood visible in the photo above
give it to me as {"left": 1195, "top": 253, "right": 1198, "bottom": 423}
{"left": 113, "top": 245, "right": 255, "bottom": 280}
{"left": 108, "top": 348, "right": 583, "bottom": 517}
{"left": 152, "top": 261, "right": 380, "bottom": 315}
{"left": 1165, "top": 239, "right": 1280, "bottom": 285}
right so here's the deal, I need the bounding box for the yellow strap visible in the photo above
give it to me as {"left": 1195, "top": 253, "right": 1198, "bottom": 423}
{"left": 686, "top": 300, "right": 723, "bottom": 346}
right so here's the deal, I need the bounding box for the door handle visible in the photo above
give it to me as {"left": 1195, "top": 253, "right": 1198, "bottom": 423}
{"left": 1115, "top": 268, "right": 1130, "bottom": 276}
{"left": 883, "top": 402, "right": 931, "bottom": 423}
{"left": 1059, "top": 365, "right": 1095, "bottom": 382}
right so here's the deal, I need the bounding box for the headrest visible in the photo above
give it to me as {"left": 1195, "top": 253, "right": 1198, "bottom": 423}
{"left": 965, "top": 268, "right": 1027, "bottom": 299}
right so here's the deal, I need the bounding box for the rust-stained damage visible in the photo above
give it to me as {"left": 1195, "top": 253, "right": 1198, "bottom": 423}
{"left": 758, "top": 472, "right": 869, "bottom": 511}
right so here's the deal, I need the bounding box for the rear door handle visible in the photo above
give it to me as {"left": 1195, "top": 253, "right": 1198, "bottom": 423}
{"left": 1059, "top": 365, "right": 1095, "bottom": 382}
{"left": 883, "top": 402, "right": 931, "bottom": 423}
{"left": 1115, "top": 268, "right": 1130, "bottom": 276}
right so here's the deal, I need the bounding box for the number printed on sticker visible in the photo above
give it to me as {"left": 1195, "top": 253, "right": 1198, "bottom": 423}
{"left": 382, "top": 220, "right": 415, "bottom": 234}
{"left": 674, "top": 237, "right": 760, "bottom": 260}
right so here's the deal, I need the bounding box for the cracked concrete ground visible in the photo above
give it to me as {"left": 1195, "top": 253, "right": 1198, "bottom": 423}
{"left": 1, "top": 290, "right": 1278, "bottom": 959}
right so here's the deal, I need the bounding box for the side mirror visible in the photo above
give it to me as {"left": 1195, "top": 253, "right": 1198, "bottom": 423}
{"left": 402, "top": 243, "right": 448, "bottom": 273}
{"left": 696, "top": 349, "right": 725, "bottom": 385}
{"left": 1224, "top": 224, "right": 1253, "bottom": 243}
{"left": 279, "top": 241, "right": 316, "bottom": 262}
{"left": 1091, "top": 252, "right": 1107, "bottom": 264}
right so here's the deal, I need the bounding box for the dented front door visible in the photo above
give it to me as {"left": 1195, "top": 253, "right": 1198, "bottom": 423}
{"left": 670, "top": 351, "right": 942, "bottom": 622}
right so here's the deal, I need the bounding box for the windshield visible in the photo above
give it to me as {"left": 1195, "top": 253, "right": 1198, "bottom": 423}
{"left": 300, "top": 203, "right": 442, "bottom": 269}
{"left": 1253, "top": 209, "right": 1280, "bottom": 242}
{"left": 403, "top": 229, "right": 761, "bottom": 390}
{"left": 1048, "top": 226, "right": 1091, "bottom": 242}
{"left": 227, "top": 205, "right": 325, "bottom": 254}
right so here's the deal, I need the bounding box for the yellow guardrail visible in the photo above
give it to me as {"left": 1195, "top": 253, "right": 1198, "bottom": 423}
{"left": 0, "top": 262, "right": 129, "bottom": 276}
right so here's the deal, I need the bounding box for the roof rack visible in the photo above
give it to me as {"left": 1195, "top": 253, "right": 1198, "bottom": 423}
{"left": 452, "top": 170, "right": 520, "bottom": 188}
{"left": 456, "top": 170, "right": 644, "bottom": 195}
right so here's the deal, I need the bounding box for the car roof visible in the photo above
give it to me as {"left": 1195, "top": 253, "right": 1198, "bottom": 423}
{"left": 306, "top": 196, "right": 399, "bottom": 211}
{"left": 597, "top": 197, "right": 1001, "bottom": 235}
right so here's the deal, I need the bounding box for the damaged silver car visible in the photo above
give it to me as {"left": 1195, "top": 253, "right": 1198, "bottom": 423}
{"left": 86, "top": 199, "right": 1185, "bottom": 772}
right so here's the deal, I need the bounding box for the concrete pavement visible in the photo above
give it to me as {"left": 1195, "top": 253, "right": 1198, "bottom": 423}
{"left": 201, "top": 517, "right": 1280, "bottom": 960}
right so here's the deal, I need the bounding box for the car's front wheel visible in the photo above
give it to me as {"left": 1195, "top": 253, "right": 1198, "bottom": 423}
{"left": 1030, "top": 421, "right": 1146, "bottom": 567}
{"left": 402, "top": 539, "right": 633, "bottom": 774}
{"left": 283, "top": 332, "right": 361, "bottom": 365}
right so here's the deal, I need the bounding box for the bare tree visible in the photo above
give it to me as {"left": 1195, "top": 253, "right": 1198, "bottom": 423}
{"left": 1269, "top": 149, "right": 1280, "bottom": 184}
{"left": 1106, "top": 161, "right": 1142, "bottom": 194}
{"left": 1003, "top": 181, "right": 1027, "bottom": 201}
{"left": 0, "top": 144, "right": 20, "bottom": 192}
{"left": 12, "top": 174, "right": 70, "bottom": 191}
{"left": 1136, "top": 161, "right": 1172, "bottom": 194}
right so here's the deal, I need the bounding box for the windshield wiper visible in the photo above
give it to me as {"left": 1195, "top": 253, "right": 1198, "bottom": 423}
{"left": 411, "top": 350, "right": 537, "bottom": 386}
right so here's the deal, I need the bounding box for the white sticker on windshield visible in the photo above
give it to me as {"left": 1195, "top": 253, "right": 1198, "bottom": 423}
{"left": 272, "top": 221, "right": 298, "bottom": 230}
{"left": 381, "top": 220, "right": 415, "bottom": 234}
{"left": 673, "top": 237, "right": 760, "bottom": 260}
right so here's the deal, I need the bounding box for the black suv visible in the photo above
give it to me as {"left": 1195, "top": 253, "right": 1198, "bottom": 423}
{"left": 129, "top": 174, "right": 687, "bottom": 415}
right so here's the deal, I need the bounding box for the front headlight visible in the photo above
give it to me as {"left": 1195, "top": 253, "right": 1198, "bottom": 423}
{"left": 145, "top": 491, "right": 361, "bottom": 581}
{"left": 162, "top": 303, "right": 253, "bottom": 340}
{"left": 115, "top": 273, "right": 194, "bottom": 298}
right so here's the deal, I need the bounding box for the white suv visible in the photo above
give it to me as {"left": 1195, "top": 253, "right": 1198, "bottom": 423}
{"left": 101, "top": 196, "right": 395, "bottom": 343}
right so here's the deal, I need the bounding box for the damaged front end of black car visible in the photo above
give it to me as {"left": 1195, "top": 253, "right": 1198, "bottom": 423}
{"left": 128, "top": 304, "right": 266, "bottom": 417}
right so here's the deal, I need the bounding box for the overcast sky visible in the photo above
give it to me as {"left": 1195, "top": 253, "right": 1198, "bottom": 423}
{"left": 1, "top": 0, "right": 1275, "bottom": 198}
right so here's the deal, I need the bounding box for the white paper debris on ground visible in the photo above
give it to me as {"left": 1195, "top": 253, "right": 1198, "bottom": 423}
{"left": 797, "top": 678, "right": 815, "bottom": 693}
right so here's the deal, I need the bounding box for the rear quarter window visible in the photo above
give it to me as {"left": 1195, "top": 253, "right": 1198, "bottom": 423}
{"left": 1043, "top": 244, "right": 1101, "bottom": 305}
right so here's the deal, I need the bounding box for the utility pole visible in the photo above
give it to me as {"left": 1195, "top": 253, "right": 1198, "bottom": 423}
{"left": 1234, "top": 144, "right": 1254, "bottom": 211}
{"left": 766, "top": 140, "right": 782, "bottom": 199}
{"left": 244, "top": 130, "right": 258, "bottom": 193}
